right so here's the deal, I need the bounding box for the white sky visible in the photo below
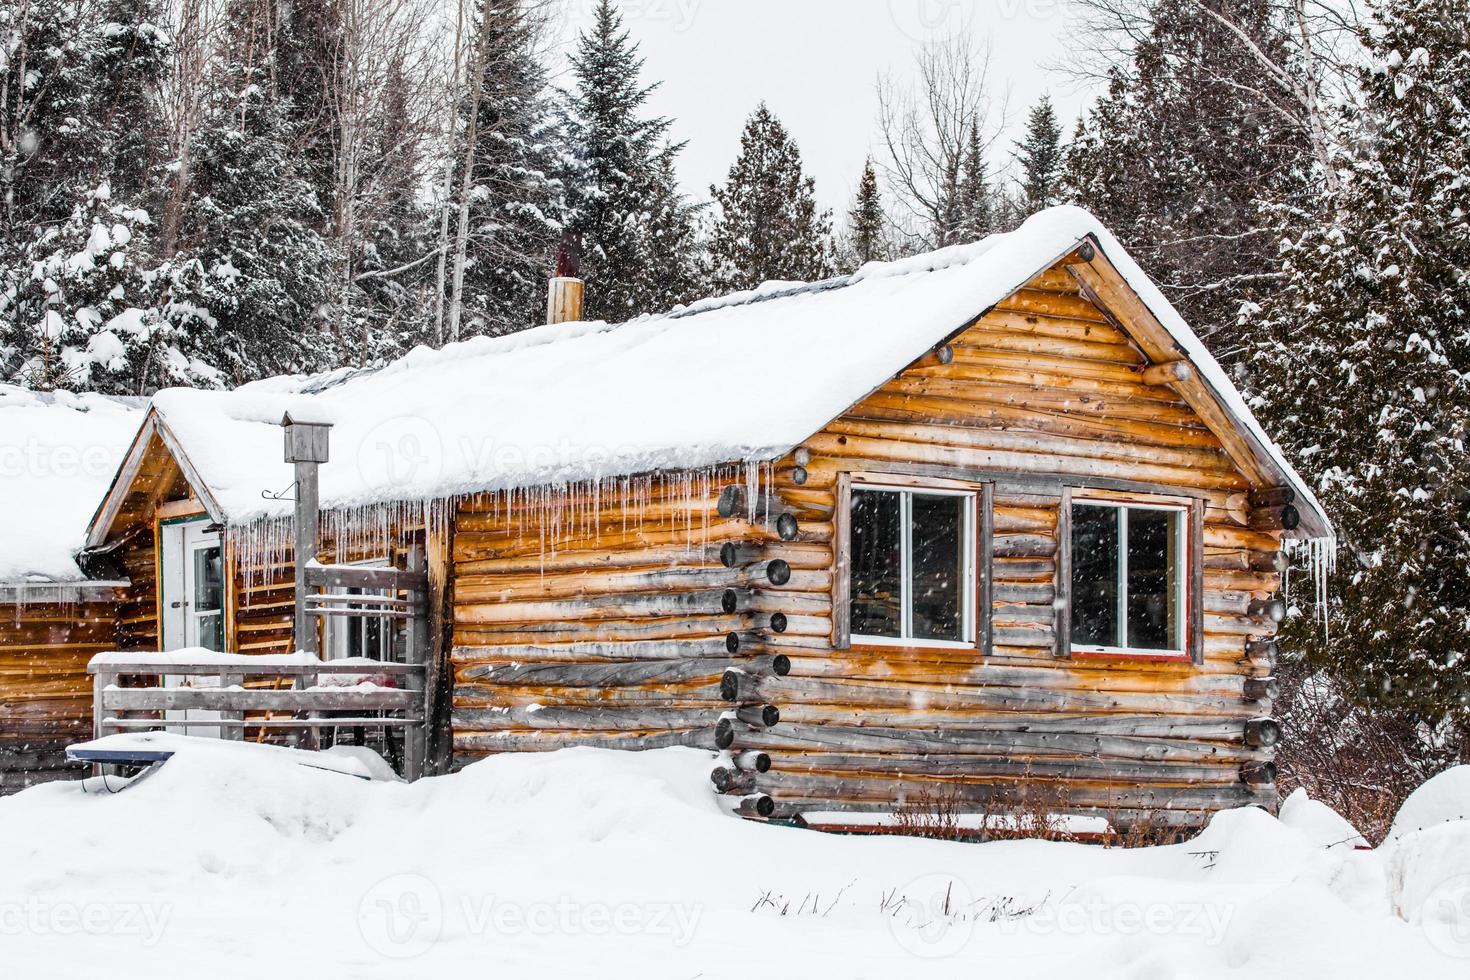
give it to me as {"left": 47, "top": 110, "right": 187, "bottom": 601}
{"left": 547, "top": 0, "right": 1101, "bottom": 217}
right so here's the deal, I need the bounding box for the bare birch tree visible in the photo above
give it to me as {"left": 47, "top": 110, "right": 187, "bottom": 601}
{"left": 876, "top": 32, "right": 1009, "bottom": 252}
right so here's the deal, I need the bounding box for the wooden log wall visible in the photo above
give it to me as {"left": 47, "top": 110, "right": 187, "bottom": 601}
{"left": 0, "top": 594, "right": 122, "bottom": 794}
{"left": 450, "top": 257, "right": 1289, "bottom": 832}
{"left": 450, "top": 477, "right": 768, "bottom": 759}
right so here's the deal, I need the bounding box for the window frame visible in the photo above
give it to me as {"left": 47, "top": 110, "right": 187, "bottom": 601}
{"left": 1060, "top": 490, "right": 1203, "bottom": 664}
{"left": 843, "top": 478, "right": 980, "bottom": 651}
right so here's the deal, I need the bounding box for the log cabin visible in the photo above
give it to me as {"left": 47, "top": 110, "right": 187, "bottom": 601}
{"left": 0, "top": 387, "right": 142, "bottom": 794}
{"left": 14, "top": 206, "right": 1333, "bottom": 832}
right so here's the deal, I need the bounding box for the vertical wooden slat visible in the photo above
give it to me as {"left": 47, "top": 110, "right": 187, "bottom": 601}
{"left": 979, "top": 481, "right": 994, "bottom": 658}
{"left": 832, "top": 472, "right": 852, "bottom": 649}
{"left": 1055, "top": 485, "right": 1073, "bottom": 658}
{"left": 1189, "top": 496, "right": 1206, "bottom": 666}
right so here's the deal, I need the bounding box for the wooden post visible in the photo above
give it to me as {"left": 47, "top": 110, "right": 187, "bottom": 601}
{"left": 404, "top": 543, "right": 428, "bottom": 781}
{"left": 282, "top": 413, "right": 331, "bottom": 657}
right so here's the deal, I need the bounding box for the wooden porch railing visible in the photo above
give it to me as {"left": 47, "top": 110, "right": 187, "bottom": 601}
{"left": 88, "top": 653, "right": 428, "bottom": 780}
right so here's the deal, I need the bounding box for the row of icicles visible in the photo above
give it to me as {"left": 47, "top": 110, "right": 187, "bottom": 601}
{"left": 227, "top": 461, "right": 776, "bottom": 589}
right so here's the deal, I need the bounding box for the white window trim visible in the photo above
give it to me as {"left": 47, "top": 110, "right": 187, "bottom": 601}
{"left": 1069, "top": 497, "right": 1189, "bottom": 658}
{"left": 849, "top": 481, "right": 977, "bottom": 649}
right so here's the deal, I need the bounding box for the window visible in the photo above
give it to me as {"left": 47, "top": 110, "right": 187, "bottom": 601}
{"left": 326, "top": 559, "right": 395, "bottom": 661}
{"left": 1069, "top": 499, "right": 1187, "bottom": 656}
{"left": 849, "top": 485, "right": 975, "bottom": 646}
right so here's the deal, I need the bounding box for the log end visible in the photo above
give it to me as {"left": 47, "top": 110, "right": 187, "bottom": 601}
{"left": 766, "top": 559, "right": 792, "bottom": 587}
{"left": 770, "top": 612, "right": 789, "bottom": 634}
{"left": 1245, "top": 718, "right": 1282, "bottom": 748}
{"left": 776, "top": 513, "right": 800, "bottom": 541}
{"left": 1241, "top": 761, "right": 1278, "bottom": 786}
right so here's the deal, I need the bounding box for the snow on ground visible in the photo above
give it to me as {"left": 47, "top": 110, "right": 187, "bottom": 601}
{"left": 1, "top": 739, "right": 1466, "bottom": 979}
{"left": 0, "top": 385, "right": 146, "bottom": 584}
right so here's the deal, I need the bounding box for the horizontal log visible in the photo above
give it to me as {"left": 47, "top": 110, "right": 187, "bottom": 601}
{"left": 457, "top": 658, "right": 729, "bottom": 689}
{"left": 452, "top": 705, "right": 722, "bottom": 732}
{"left": 454, "top": 729, "right": 714, "bottom": 754}
{"left": 754, "top": 770, "right": 1265, "bottom": 811}
{"left": 765, "top": 752, "right": 1240, "bottom": 785}
{"left": 720, "top": 721, "right": 1261, "bottom": 764}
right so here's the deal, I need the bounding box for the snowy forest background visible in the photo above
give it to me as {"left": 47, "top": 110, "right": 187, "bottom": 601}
{"left": 4, "top": 0, "right": 1469, "bottom": 837}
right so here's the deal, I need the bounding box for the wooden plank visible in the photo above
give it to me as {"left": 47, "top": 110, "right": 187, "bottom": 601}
{"left": 101, "top": 688, "right": 419, "bottom": 712}
{"left": 831, "top": 472, "right": 852, "bottom": 649}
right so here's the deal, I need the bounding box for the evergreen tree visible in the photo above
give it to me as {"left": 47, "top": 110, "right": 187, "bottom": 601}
{"left": 1016, "top": 95, "right": 1062, "bottom": 214}
{"left": 560, "top": 0, "right": 699, "bottom": 319}
{"left": 709, "top": 103, "right": 833, "bottom": 291}
{"left": 0, "top": 0, "right": 175, "bottom": 393}
{"left": 1065, "top": 0, "right": 1310, "bottom": 356}
{"left": 1249, "top": 0, "right": 1470, "bottom": 751}
{"left": 639, "top": 148, "right": 707, "bottom": 309}
{"left": 841, "top": 158, "right": 888, "bottom": 270}
{"left": 955, "top": 122, "right": 994, "bottom": 241}
{"left": 160, "top": 0, "right": 339, "bottom": 383}
{"left": 451, "top": 0, "right": 565, "bottom": 338}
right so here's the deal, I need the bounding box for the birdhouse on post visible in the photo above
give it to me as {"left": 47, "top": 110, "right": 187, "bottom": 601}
{"left": 282, "top": 412, "right": 332, "bottom": 655}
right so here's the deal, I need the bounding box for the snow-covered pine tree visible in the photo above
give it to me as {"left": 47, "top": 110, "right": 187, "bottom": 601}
{"left": 560, "top": 0, "right": 699, "bottom": 320}
{"left": 449, "top": 0, "right": 564, "bottom": 338}
{"left": 1065, "top": 0, "right": 1310, "bottom": 357}
{"left": 709, "top": 103, "right": 833, "bottom": 291}
{"left": 1249, "top": 0, "right": 1470, "bottom": 753}
{"left": 638, "top": 148, "right": 706, "bottom": 311}
{"left": 840, "top": 158, "right": 889, "bottom": 271}
{"left": 160, "top": 0, "right": 339, "bottom": 383}
{"left": 0, "top": 0, "right": 179, "bottom": 393}
{"left": 1016, "top": 95, "right": 1062, "bottom": 214}
{"left": 954, "top": 122, "right": 994, "bottom": 242}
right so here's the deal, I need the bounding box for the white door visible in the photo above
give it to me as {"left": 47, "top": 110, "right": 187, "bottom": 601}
{"left": 161, "top": 520, "right": 225, "bottom": 736}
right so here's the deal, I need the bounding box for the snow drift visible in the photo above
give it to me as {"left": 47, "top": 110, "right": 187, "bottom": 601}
{"left": 0, "top": 738, "right": 1465, "bottom": 978}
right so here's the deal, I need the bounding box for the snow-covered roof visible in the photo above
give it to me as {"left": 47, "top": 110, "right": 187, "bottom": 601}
{"left": 89, "top": 206, "right": 1330, "bottom": 540}
{"left": 0, "top": 385, "right": 146, "bottom": 585}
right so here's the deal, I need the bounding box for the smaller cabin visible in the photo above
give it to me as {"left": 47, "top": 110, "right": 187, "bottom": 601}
{"left": 0, "top": 387, "right": 143, "bottom": 793}
{"left": 18, "top": 207, "right": 1332, "bottom": 834}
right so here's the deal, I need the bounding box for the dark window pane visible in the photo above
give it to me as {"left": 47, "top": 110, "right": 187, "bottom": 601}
{"left": 1072, "top": 505, "right": 1119, "bottom": 647}
{"left": 193, "top": 545, "right": 222, "bottom": 611}
{"left": 1127, "top": 509, "right": 1179, "bottom": 650}
{"left": 850, "top": 489, "right": 901, "bottom": 637}
{"left": 911, "top": 494, "right": 965, "bottom": 642}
